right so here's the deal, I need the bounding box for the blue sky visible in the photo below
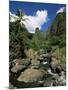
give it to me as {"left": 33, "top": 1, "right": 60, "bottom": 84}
{"left": 9, "top": 1, "right": 66, "bottom": 32}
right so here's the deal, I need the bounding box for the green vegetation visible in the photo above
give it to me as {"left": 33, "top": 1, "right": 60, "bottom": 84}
{"left": 9, "top": 9, "right": 33, "bottom": 61}
{"left": 9, "top": 10, "right": 66, "bottom": 65}
{"left": 9, "top": 9, "right": 66, "bottom": 88}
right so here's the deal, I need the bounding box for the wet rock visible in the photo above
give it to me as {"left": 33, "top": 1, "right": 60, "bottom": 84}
{"left": 17, "top": 68, "right": 45, "bottom": 83}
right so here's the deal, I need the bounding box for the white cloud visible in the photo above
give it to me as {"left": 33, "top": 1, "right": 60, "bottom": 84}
{"left": 21, "top": 10, "right": 48, "bottom": 33}
{"left": 56, "top": 7, "right": 65, "bottom": 14}
{"left": 9, "top": 12, "right": 19, "bottom": 22}
{"left": 10, "top": 10, "right": 48, "bottom": 33}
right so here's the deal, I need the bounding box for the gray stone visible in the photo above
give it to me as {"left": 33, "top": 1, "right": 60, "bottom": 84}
{"left": 17, "top": 68, "right": 45, "bottom": 83}
{"left": 11, "top": 65, "right": 26, "bottom": 73}
{"left": 13, "top": 59, "right": 30, "bottom": 66}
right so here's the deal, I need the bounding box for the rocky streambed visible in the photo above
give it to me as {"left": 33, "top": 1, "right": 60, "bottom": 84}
{"left": 9, "top": 51, "right": 66, "bottom": 89}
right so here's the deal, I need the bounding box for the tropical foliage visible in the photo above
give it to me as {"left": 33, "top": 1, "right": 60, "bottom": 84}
{"left": 9, "top": 9, "right": 66, "bottom": 65}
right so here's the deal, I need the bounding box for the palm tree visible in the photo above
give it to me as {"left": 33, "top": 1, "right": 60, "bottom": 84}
{"left": 17, "top": 9, "right": 29, "bottom": 22}
{"left": 16, "top": 9, "right": 29, "bottom": 33}
{"left": 16, "top": 9, "right": 24, "bottom": 21}
{"left": 9, "top": 9, "right": 30, "bottom": 60}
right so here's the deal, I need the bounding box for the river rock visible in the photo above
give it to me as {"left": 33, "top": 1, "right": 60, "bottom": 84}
{"left": 17, "top": 68, "right": 45, "bottom": 83}
{"left": 11, "top": 64, "right": 26, "bottom": 73}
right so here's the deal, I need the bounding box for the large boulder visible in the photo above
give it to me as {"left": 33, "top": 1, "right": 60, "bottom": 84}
{"left": 17, "top": 68, "right": 45, "bottom": 83}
